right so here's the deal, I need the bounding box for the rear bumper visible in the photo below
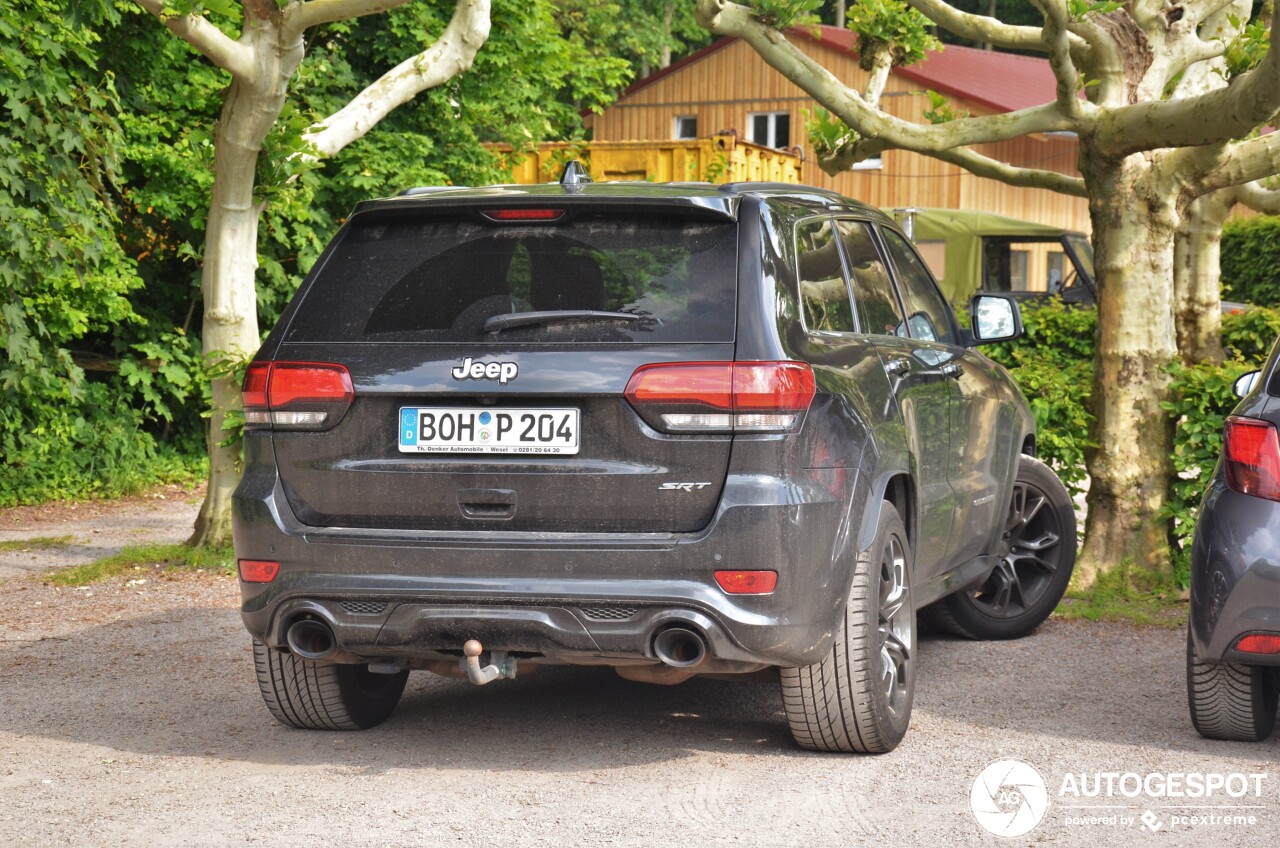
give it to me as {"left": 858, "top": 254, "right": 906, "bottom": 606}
{"left": 1189, "top": 480, "right": 1280, "bottom": 667}
{"left": 232, "top": 454, "right": 863, "bottom": 670}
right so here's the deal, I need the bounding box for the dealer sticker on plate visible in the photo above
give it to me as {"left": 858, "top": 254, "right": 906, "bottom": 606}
{"left": 398, "top": 407, "right": 580, "bottom": 454}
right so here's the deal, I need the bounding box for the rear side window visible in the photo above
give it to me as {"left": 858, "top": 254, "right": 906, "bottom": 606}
{"left": 836, "top": 220, "right": 902, "bottom": 337}
{"left": 796, "top": 217, "right": 855, "bottom": 333}
{"left": 882, "top": 229, "right": 959, "bottom": 346}
{"left": 285, "top": 215, "right": 738, "bottom": 343}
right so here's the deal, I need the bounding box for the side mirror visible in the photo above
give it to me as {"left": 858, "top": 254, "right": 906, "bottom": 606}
{"left": 1233, "top": 370, "right": 1261, "bottom": 398}
{"left": 969, "top": 293, "right": 1023, "bottom": 344}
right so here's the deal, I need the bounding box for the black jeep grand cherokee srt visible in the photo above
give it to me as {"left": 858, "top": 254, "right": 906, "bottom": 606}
{"left": 233, "top": 171, "right": 1077, "bottom": 753}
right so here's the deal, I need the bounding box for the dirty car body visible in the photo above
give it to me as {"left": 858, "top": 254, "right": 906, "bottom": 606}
{"left": 233, "top": 177, "right": 1067, "bottom": 751}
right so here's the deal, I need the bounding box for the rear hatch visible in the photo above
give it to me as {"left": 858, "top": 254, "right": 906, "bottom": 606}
{"left": 268, "top": 201, "right": 739, "bottom": 533}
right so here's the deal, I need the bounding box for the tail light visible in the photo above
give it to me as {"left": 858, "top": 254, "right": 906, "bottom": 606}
{"left": 1223, "top": 416, "right": 1280, "bottom": 502}
{"left": 1233, "top": 633, "right": 1280, "bottom": 654}
{"left": 242, "top": 361, "right": 354, "bottom": 431}
{"left": 624, "top": 361, "right": 815, "bottom": 433}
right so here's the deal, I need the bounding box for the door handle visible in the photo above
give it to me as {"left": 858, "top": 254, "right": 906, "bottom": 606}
{"left": 884, "top": 358, "right": 912, "bottom": 377}
{"left": 940, "top": 362, "right": 965, "bottom": 380}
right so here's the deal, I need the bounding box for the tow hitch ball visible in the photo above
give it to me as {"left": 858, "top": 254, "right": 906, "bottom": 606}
{"left": 461, "top": 639, "right": 518, "bottom": 685}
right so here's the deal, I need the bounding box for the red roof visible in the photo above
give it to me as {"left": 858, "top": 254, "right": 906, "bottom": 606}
{"left": 874, "top": 43, "right": 1058, "bottom": 114}
{"left": 624, "top": 25, "right": 1058, "bottom": 115}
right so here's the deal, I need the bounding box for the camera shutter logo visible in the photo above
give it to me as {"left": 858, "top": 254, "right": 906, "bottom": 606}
{"left": 970, "top": 759, "right": 1049, "bottom": 837}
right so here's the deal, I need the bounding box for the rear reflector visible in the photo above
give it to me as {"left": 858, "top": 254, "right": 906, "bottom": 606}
{"left": 238, "top": 559, "right": 280, "bottom": 583}
{"left": 714, "top": 570, "right": 778, "bottom": 594}
{"left": 1224, "top": 416, "right": 1280, "bottom": 502}
{"left": 1234, "top": 633, "right": 1280, "bottom": 654}
{"left": 242, "top": 361, "right": 353, "bottom": 431}
{"left": 482, "top": 208, "right": 565, "bottom": 221}
{"left": 624, "top": 361, "right": 815, "bottom": 433}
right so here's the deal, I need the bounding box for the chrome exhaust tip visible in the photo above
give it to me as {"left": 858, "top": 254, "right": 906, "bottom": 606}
{"left": 652, "top": 627, "right": 707, "bottom": 668}
{"left": 286, "top": 618, "right": 338, "bottom": 661}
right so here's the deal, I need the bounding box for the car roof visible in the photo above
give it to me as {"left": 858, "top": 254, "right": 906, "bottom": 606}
{"left": 352, "top": 180, "right": 896, "bottom": 226}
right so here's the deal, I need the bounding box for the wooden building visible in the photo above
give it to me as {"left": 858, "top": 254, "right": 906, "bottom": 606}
{"left": 586, "top": 26, "right": 1091, "bottom": 234}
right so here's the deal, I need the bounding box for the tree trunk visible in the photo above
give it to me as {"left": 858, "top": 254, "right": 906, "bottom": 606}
{"left": 660, "top": 2, "right": 673, "bottom": 69}
{"left": 835, "top": 0, "right": 846, "bottom": 30}
{"left": 189, "top": 17, "right": 304, "bottom": 548}
{"left": 1172, "top": 191, "right": 1231, "bottom": 364}
{"left": 1076, "top": 153, "right": 1179, "bottom": 586}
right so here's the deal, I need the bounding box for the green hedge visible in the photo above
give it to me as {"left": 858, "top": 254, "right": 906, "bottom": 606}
{"left": 991, "top": 303, "right": 1280, "bottom": 582}
{"left": 983, "top": 300, "right": 1097, "bottom": 494}
{"left": 1222, "top": 215, "right": 1280, "bottom": 306}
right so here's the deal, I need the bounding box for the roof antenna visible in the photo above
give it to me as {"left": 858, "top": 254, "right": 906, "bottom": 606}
{"left": 560, "top": 160, "right": 592, "bottom": 190}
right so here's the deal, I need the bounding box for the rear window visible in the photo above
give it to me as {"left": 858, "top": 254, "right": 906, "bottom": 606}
{"left": 285, "top": 215, "right": 738, "bottom": 344}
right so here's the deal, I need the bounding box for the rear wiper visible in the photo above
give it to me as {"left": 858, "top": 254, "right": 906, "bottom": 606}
{"left": 483, "top": 310, "right": 642, "bottom": 333}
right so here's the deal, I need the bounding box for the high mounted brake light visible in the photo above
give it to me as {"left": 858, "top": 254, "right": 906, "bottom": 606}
{"left": 1223, "top": 416, "right": 1280, "bottom": 502}
{"left": 482, "top": 209, "right": 565, "bottom": 222}
{"left": 242, "top": 361, "right": 354, "bottom": 431}
{"left": 624, "top": 361, "right": 815, "bottom": 434}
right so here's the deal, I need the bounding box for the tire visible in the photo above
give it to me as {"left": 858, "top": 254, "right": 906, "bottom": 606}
{"left": 1187, "top": 630, "right": 1278, "bottom": 741}
{"left": 781, "top": 503, "right": 915, "bottom": 754}
{"left": 253, "top": 639, "right": 409, "bottom": 730}
{"left": 924, "top": 455, "right": 1076, "bottom": 640}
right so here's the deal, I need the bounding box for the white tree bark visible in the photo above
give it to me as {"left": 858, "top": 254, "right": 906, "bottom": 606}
{"left": 138, "top": 0, "right": 491, "bottom": 547}
{"left": 861, "top": 48, "right": 893, "bottom": 109}
{"left": 1173, "top": 191, "right": 1232, "bottom": 364}
{"left": 303, "top": 0, "right": 491, "bottom": 158}
{"left": 134, "top": 0, "right": 256, "bottom": 79}
{"left": 1174, "top": 179, "right": 1280, "bottom": 364}
{"left": 905, "top": 0, "right": 1086, "bottom": 54}
{"left": 1074, "top": 150, "right": 1181, "bottom": 582}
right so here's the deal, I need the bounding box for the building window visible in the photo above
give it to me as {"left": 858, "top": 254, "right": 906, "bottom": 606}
{"left": 748, "top": 111, "right": 791, "bottom": 148}
{"left": 673, "top": 115, "right": 698, "bottom": 140}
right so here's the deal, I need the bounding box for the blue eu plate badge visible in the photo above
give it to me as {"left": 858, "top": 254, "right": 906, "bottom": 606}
{"left": 400, "top": 408, "right": 417, "bottom": 447}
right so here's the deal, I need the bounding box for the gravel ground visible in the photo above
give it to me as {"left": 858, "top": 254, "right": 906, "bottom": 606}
{"left": 0, "top": 484, "right": 203, "bottom": 579}
{"left": 0, "top": 495, "right": 1276, "bottom": 847}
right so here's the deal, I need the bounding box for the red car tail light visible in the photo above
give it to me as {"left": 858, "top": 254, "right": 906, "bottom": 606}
{"left": 242, "top": 361, "right": 353, "bottom": 431}
{"left": 242, "top": 362, "right": 270, "bottom": 410}
{"left": 1223, "top": 416, "right": 1280, "bottom": 502}
{"left": 714, "top": 570, "right": 779, "bottom": 594}
{"left": 1233, "top": 633, "right": 1280, "bottom": 654}
{"left": 624, "top": 361, "right": 815, "bottom": 433}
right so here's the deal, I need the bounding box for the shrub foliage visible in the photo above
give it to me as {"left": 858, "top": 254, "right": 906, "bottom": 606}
{"left": 995, "top": 302, "right": 1280, "bottom": 582}
{"left": 1221, "top": 215, "right": 1280, "bottom": 306}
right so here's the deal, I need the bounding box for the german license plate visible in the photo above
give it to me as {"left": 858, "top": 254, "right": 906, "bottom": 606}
{"left": 398, "top": 407, "right": 579, "bottom": 454}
